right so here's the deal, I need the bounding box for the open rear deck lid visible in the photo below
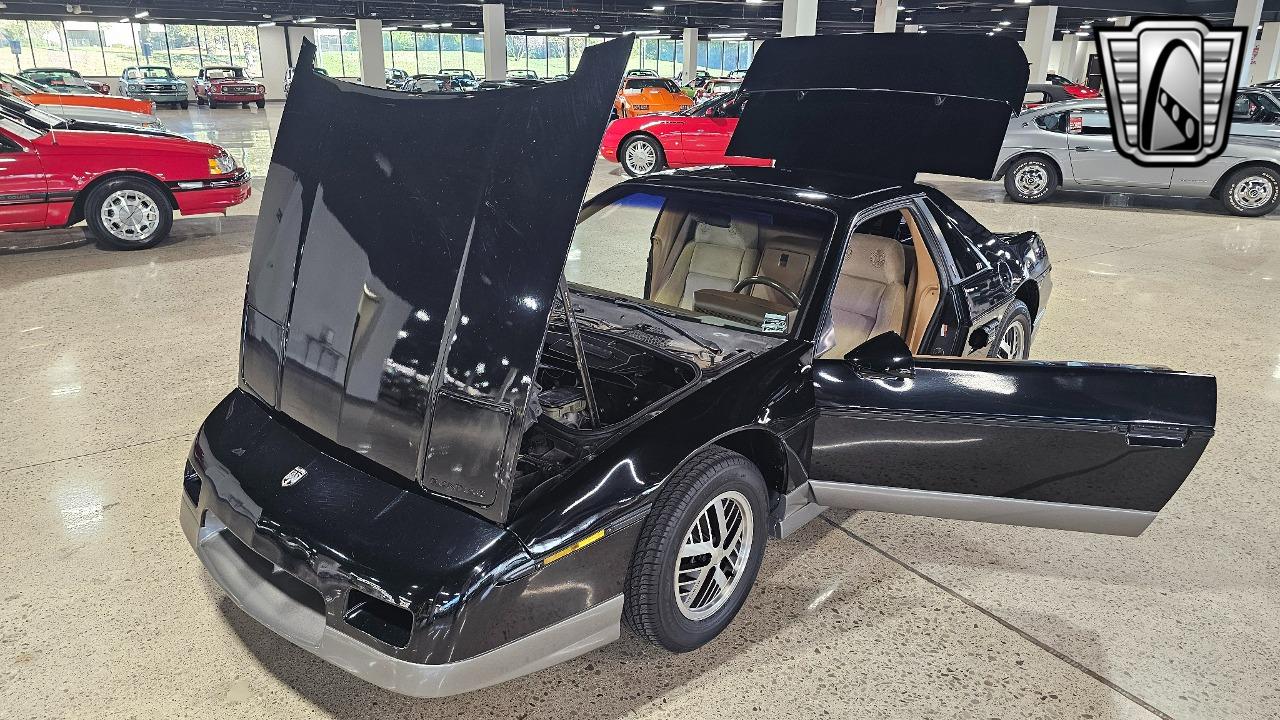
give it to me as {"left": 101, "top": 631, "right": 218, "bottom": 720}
{"left": 725, "top": 34, "right": 1029, "bottom": 181}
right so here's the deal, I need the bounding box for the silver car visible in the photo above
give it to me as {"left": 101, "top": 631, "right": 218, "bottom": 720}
{"left": 996, "top": 99, "right": 1280, "bottom": 216}
{"left": 120, "top": 66, "right": 190, "bottom": 109}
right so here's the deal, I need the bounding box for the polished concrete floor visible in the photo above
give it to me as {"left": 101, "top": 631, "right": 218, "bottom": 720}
{"left": 1, "top": 105, "right": 1277, "bottom": 720}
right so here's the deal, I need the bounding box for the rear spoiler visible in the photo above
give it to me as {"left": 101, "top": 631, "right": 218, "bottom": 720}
{"left": 726, "top": 34, "right": 1029, "bottom": 181}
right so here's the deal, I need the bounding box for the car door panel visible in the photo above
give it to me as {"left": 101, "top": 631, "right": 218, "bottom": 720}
{"left": 809, "top": 348, "right": 1215, "bottom": 535}
{"left": 1066, "top": 133, "right": 1173, "bottom": 188}
{"left": 682, "top": 117, "right": 737, "bottom": 164}
{"left": 0, "top": 135, "right": 48, "bottom": 229}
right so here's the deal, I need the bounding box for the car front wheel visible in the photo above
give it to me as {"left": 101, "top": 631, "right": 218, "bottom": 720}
{"left": 620, "top": 135, "right": 665, "bottom": 177}
{"left": 255, "top": 99, "right": 266, "bottom": 109}
{"left": 84, "top": 178, "right": 173, "bottom": 250}
{"left": 1004, "top": 155, "right": 1058, "bottom": 203}
{"left": 1220, "top": 165, "right": 1280, "bottom": 217}
{"left": 180, "top": 100, "right": 189, "bottom": 109}
{"left": 623, "top": 446, "right": 768, "bottom": 652}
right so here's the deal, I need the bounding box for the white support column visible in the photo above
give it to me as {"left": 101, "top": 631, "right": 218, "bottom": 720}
{"left": 483, "top": 3, "right": 507, "bottom": 81}
{"left": 1024, "top": 5, "right": 1058, "bottom": 84}
{"left": 781, "top": 0, "right": 818, "bottom": 37}
{"left": 1257, "top": 22, "right": 1280, "bottom": 84}
{"left": 355, "top": 18, "right": 384, "bottom": 87}
{"left": 1071, "top": 41, "right": 1093, "bottom": 83}
{"left": 683, "top": 27, "right": 699, "bottom": 83}
{"left": 1058, "top": 34, "right": 1079, "bottom": 79}
{"left": 1235, "top": 0, "right": 1265, "bottom": 84}
{"left": 873, "top": 0, "right": 898, "bottom": 33}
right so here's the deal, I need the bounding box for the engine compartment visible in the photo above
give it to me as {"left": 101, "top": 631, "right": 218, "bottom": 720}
{"left": 511, "top": 326, "right": 698, "bottom": 504}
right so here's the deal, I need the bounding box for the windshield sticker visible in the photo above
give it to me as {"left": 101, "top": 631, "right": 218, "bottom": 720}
{"left": 762, "top": 313, "right": 788, "bottom": 333}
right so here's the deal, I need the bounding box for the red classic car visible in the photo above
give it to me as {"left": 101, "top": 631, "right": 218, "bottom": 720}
{"left": 194, "top": 66, "right": 266, "bottom": 109}
{"left": 600, "top": 90, "right": 771, "bottom": 176}
{"left": 0, "top": 107, "right": 251, "bottom": 249}
{"left": 1045, "top": 73, "right": 1101, "bottom": 99}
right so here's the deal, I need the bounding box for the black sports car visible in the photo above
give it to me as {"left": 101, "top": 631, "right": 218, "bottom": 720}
{"left": 181, "top": 35, "right": 1216, "bottom": 697}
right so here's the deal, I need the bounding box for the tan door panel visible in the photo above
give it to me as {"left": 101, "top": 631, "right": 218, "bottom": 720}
{"left": 901, "top": 209, "right": 941, "bottom": 353}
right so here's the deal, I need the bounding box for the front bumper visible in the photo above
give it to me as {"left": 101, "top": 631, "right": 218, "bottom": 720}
{"left": 170, "top": 169, "right": 252, "bottom": 215}
{"left": 181, "top": 497, "right": 622, "bottom": 697}
{"left": 126, "top": 89, "right": 188, "bottom": 103}
{"left": 208, "top": 91, "right": 264, "bottom": 103}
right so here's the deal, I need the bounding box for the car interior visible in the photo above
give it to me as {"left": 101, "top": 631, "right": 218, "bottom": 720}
{"left": 636, "top": 198, "right": 941, "bottom": 352}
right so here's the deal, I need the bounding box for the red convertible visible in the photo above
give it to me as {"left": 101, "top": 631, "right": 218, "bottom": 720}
{"left": 600, "top": 90, "right": 771, "bottom": 176}
{"left": 0, "top": 106, "right": 250, "bottom": 249}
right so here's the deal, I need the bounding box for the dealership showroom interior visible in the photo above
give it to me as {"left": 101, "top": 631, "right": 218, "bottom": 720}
{"left": 5, "top": 0, "right": 1280, "bottom": 717}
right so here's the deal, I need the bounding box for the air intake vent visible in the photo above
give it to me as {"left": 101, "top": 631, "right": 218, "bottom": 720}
{"left": 344, "top": 589, "right": 413, "bottom": 648}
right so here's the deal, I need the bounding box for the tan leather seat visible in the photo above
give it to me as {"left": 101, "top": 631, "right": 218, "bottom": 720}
{"left": 749, "top": 234, "right": 817, "bottom": 306}
{"left": 653, "top": 213, "right": 759, "bottom": 309}
{"left": 819, "top": 233, "right": 908, "bottom": 359}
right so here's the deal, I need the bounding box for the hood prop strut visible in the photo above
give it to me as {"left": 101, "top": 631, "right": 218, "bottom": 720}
{"left": 557, "top": 275, "right": 600, "bottom": 429}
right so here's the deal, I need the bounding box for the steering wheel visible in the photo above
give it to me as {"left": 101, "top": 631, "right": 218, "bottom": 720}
{"left": 733, "top": 276, "right": 801, "bottom": 308}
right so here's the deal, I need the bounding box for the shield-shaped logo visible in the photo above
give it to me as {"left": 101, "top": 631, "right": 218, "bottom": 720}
{"left": 1096, "top": 17, "right": 1245, "bottom": 166}
{"left": 281, "top": 466, "right": 307, "bottom": 487}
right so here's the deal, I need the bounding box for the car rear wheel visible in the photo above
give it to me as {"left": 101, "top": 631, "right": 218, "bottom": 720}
{"left": 623, "top": 446, "right": 768, "bottom": 652}
{"left": 988, "top": 300, "right": 1032, "bottom": 360}
{"left": 255, "top": 99, "right": 266, "bottom": 109}
{"left": 85, "top": 178, "right": 173, "bottom": 250}
{"left": 196, "top": 94, "right": 206, "bottom": 106}
{"left": 180, "top": 100, "right": 189, "bottom": 109}
{"left": 1220, "top": 165, "right": 1280, "bottom": 217}
{"left": 1004, "top": 155, "right": 1058, "bottom": 203}
{"left": 208, "top": 98, "right": 218, "bottom": 109}
{"left": 621, "top": 135, "right": 665, "bottom": 177}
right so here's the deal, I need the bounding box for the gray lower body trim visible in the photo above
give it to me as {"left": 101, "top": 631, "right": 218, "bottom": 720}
{"left": 771, "top": 482, "right": 827, "bottom": 539}
{"left": 188, "top": 507, "right": 623, "bottom": 697}
{"left": 807, "top": 481, "right": 1156, "bottom": 537}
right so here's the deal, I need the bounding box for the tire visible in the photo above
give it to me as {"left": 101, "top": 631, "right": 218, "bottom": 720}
{"left": 623, "top": 446, "right": 768, "bottom": 652}
{"left": 180, "top": 100, "right": 189, "bottom": 109}
{"left": 1219, "top": 165, "right": 1280, "bottom": 217}
{"left": 988, "top": 300, "right": 1032, "bottom": 360}
{"left": 620, "top": 134, "right": 665, "bottom": 177}
{"left": 241, "top": 102, "right": 249, "bottom": 109}
{"left": 208, "top": 98, "right": 218, "bottom": 109}
{"left": 84, "top": 177, "right": 173, "bottom": 250}
{"left": 1004, "top": 155, "right": 1059, "bottom": 203}
{"left": 196, "top": 94, "right": 206, "bottom": 106}
{"left": 255, "top": 99, "right": 266, "bottom": 109}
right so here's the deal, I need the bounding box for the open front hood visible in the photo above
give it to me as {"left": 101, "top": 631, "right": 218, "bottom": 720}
{"left": 239, "top": 37, "right": 631, "bottom": 523}
{"left": 726, "top": 34, "right": 1029, "bottom": 181}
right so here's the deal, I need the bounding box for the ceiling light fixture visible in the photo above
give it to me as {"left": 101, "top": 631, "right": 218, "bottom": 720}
{"left": 117, "top": 17, "right": 130, "bottom": 23}
{"left": 1076, "top": 30, "right": 1088, "bottom": 36}
{"left": 1014, "top": 0, "right": 1032, "bottom": 4}
{"left": 708, "top": 31, "right": 747, "bottom": 38}
{"left": 258, "top": 21, "right": 276, "bottom": 27}
{"left": 999, "top": 20, "right": 1011, "bottom": 26}
{"left": 986, "top": 31, "right": 994, "bottom": 36}
{"left": 992, "top": 27, "right": 1002, "bottom": 32}
{"left": 562, "top": 32, "right": 589, "bottom": 37}
{"left": 631, "top": 29, "right": 662, "bottom": 35}
{"left": 537, "top": 27, "right": 572, "bottom": 33}
{"left": 651, "top": 5, "right": 665, "bottom": 10}
{"left": 422, "top": 22, "right": 439, "bottom": 28}
{"left": 133, "top": 10, "right": 148, "bottom": 18}
{"left": 1108, "top": 16, "right": 1120, "bottom": 21}
{"left": 440, "top": 22, "right": 452, "bottom": 28}
{"left": 746, "top": 0, "right": 765, "bottom": 3}
{"left": 298, "top": 17, "right": 317, "bottom": 23}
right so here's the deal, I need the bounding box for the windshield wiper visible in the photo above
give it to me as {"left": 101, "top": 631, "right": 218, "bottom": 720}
{"left": 611, "top": 298, "right": 721, "bottom": 356}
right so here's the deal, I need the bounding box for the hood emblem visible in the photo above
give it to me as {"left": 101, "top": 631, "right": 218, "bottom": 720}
{"left": 281, "top": 466, "right": 307, "bottom": 487}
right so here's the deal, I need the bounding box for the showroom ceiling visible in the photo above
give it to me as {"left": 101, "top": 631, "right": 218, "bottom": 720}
{"left": 2, "top": 0, "right": 1278, "bottom": 39}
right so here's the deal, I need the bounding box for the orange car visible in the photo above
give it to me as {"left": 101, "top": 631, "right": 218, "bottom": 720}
{"left": 613, "top": 76, "right": 692, "bottom": 118}
{"left": 0, "top": 72, "right": 155, "bottom": 116}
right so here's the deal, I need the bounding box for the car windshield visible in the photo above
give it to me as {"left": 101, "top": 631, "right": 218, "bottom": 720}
{"left": 129, "top": 67, "right": 175, "bottom": 79}
{"left": 677, "top": 91, "right": 731, "bottom": 116}
{"left": 626, "top": 78, "right": 679, "bottom": 92}
{"left": 206, "top": 68, "right": 245, "bottom": 79}
{"left": 0, "top": 73, "right": 48, "bottom": 95}
{"left": 0, "top": 114, "right": 46, "bottom": 141}
{"left": 0, "top": 92, "right": 64, "bottom": 130}
{"left": 568, "top": 187, "right": 835, "bottom": 337}
{"left": 442, "top": 69, "right": 473, "bottom": 79}
{"left": 24, "top": 70, "right": 85, "bottom": 86}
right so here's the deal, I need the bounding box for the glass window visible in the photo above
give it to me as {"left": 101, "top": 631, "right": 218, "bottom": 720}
{"left": 100, "top": 22, "right": 138, "bottom": 75}
{"left": 546, "top": 37, "right": 567, "bottom": 77}
{"left": 28, "top": 21, "right": 69, "bottom": 69}
{"left": 441, "top": 33, "right": 463, "bottom": 74}
{"left": 922, "top": 193, "right": 991, "bottom": 278}
{"left": 571, "top": 188, "right": 835, "bottom": 336}
{"left": 506, "top": 35, "right": 526, "bottom": 73}
{"left": 525, "top": 36, "right": 547, "bottom": 78}
{"left": 672, "top": 40, "right": 683, "bottom": 82}
{"left": 198, "top": 25, "right": 231, "bottom": 66}
{"left": 64, "top": 21, "right": 105, "bottom": 76}
{"left": 1034, "top": 110, "right": 1067, "bottom": 133}
{"left": 697, "top": 40, "right": 708, "bottom": 73}
{"left": 167, "top": 24, "right": 201, "bottom": 76}
{"left": 462, "top": 34, "right": 483, "bottom": 74}
{"left": 315, "top": 28, "right": 344, "bottom": 76}
{"left": 0, "top": 20, "right": 30, "bottom": 73}
{"left": 341, "top": 29, "right": 360, "bottom": 78}
{"left": 417, "top": 32, "right": 440, "bottom": 75}
{"left": 567, "top": 36, "right": 586, "bottom": 73}
{"left": 387, "top": 30, "right": 415, "bottom": 75}
{"left": 229, "top": 25, "right": 262, "bottom": 76}
{"left": 1069, "top": 108, "right": 1112, "bottom": 135}
{"left": 133, "top": 23, "right": 170, "bottom": 68}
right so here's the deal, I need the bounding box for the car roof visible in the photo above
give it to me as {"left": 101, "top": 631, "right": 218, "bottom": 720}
{"left": 618, "top": 165, "right": 921, "bottom": 216}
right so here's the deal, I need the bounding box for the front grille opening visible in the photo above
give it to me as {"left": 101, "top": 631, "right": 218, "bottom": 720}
{"left": 183, "top": 463, "right": 202, "bottom": 504}
{"left": 344, "top": 589, "right": 412, "bottom": 649}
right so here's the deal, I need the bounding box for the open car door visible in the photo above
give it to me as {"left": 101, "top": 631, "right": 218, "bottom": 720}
{"left": 809, "top": 333, "right": 1215, "bottom": 536}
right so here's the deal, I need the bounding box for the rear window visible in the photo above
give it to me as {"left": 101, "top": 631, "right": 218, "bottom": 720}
{"left": 206, "top": 68, "right": 245, "bottom": 79}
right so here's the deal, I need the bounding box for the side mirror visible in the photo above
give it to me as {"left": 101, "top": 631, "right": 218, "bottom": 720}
{"left": 844, "top": 332, "right": 915, "bottom": 380}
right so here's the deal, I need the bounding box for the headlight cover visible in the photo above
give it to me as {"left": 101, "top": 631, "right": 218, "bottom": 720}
{"left": 209, "top": 153, "right": 238, "bottom": 175}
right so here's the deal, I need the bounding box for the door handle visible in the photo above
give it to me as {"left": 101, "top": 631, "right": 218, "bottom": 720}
{"left": 1072, "top": 146, "right": 1093, "bottom": 152}
{"left": 1126, "top": 424, "right": 1187, "bottom": 448}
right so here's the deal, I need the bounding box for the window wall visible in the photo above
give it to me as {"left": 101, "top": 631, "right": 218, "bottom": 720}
{"left": 381, "top": 30, "right": 483, "bottom": 77}
{"left": 697, "top": 40, "right": 754, "bottom": 75}
{"left": 0, "top": 19, "right": 262, "bottom": 77}
{"left": 315, "top": 28, "right": 360, "bottom": 78}
{"left": 633, "top": 38, "right": 683, "bottom": 79}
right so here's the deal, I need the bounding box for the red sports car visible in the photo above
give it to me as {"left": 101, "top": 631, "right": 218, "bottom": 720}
{"left": 600, "top": 90, "right": 771, "bottom": 176}
{"left": 0, "top": 106, "right": 251, "bottom": 249}
{"left": 1045, "top": 73, "right": 1101, "bottom": 99}
{"left": 194, "top": 66, "right": 266, "bottom": 109}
